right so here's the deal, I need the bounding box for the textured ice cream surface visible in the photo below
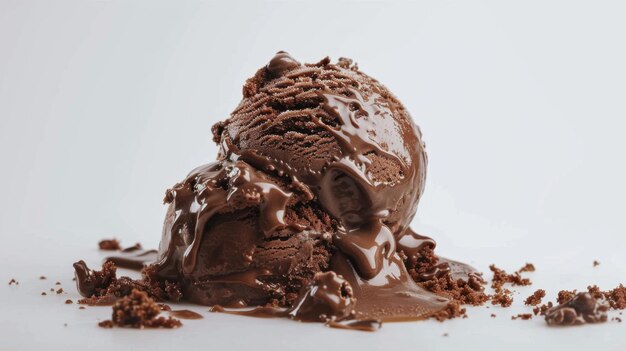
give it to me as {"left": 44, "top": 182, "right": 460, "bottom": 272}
{"left": 152, "top": 52, "right": 452, "bottom": 322}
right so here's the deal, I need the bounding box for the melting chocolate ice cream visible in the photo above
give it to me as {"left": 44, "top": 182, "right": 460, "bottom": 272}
{"left": 79, "top": 52, "right": 480, "bottom": 328}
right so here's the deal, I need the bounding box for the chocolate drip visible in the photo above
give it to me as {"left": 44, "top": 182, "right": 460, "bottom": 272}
{"left": 105, "top": 249, "right": 157, "bottom": 271}
{"left": 169, "top": 310, "right": 204, "bottom": 320}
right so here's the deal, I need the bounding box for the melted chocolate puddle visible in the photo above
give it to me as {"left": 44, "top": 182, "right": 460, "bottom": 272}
{"left": 169, "top": 310, "right": 204, "bottom": 320}
{"left": 209, "top": 305, "right": 380, "bottom": 332}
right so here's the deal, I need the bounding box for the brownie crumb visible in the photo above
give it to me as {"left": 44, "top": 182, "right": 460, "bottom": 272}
{"left": 407, "top": 247, "right": 489, "bottom": 306}
{"left": 98, "top": 320, "right": 114, "bottom": 328}
{"left": 491, "top": 289, "right": 513, "bottom": 307}
{"left": 613, "top": 317, "right": 622, "bottom": 322}
{"left": 79, "top": 306, "right": 86, "bottom": 310}
{"left": 489, "top": 264, "right": 532, "bottom": 293}
{"left": 432, "top": 301, "right": 467, "bottom": 321}
{"left": 65, "top": 299, "right": 73, "bottom": 304}
{"left": 516, "top": 263, "right": 535, "bottom": 273}
{"left": 557, "top": 290, "right": 577, "bottom": 304}
{"left": 593, "top": 260, "right": 600, "bottom": 267}
{"left": 98, "top": 239, "right": 122, "bottom": 251}
{"left": 545, "top": 292, "right": 608, "bottom": 326}
{"left": 39, "top": 276, "right": 46, "bottom": 280}
{"left": 41, "top": 292, "right": 47, "bottom": 295}
{"left": 490, "top": 313, "right": 496, "bottom": 318}
{"left": 512, "top": 313, "right": 532, "bottom": 320}
{"left": 606, "top": 284, "right": 626, "bottom": 310}
{"left": 56, "top": 288, "right": 64, "bottom": 294}
{"left": 442, "top": 333, "right": 449, "bottom": 337}
{"left": 99, "top": 289, "right": 182, "bottom": 329}
{"left": 55, "top": 282, "right": 61, "bottom": 285}
{"left": 8, "top": 279, "right": 18, "bottom": 285}
{"left": 533, "top": 301, "right": 554, "bottom": 316}
{"left": 525, "top": 289, "right": 546, "bottom": 306}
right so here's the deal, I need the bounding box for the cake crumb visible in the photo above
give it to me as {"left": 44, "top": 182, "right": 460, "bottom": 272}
{"left": 491, "top": 289, "right": 513, "bottom": 307}
{"left": 557, "top": 290, "right": 577, "bottom": 304}
{"left": 432, "top": 301, "right": 467, "bottom": 321}
{"left": 533, "top": 301, "right": 554, "bottom": 316}
{"left": 98, "top": 320, "right": 114, "bottom": 328}
{"left": 489, "top": 264, "right": 532, "bottom": 293}
{"left": 55, "top": 281, "right": 61, "bottom": 285}
{"left": 65, "top": 299, "right": 73, "bottom": 304}
{"left": 79, "top": 306, "right": 86, "bottom": 310}
{"left": 593, "top": 260, "right": 600, "bottom": 267}
{"left": 613, "top": 317, "right": 622, "bottom": 322}
{"left": 525, "top": 289, "right": 546, "bottom": 306}
{"left": 39, "top": 276, "right": 46, "bottom": 280}
{"left": 516, "top": 263, "right": 535, "bottom": 273}
{"left": 98, "top": 289, "right": 182, "bottom": 329}
{"left": 512, "top": 313, "right": 532, "bottom": 320}
{"left": 490, "top": 313, "right": 496, "bottom": 318}
{"left": 8, "top": 279, "right": 18, "bottom": 285}
{"left": 442, "top": 333, "right": 449, "bottom": 337}
{"left": 56, "top": 288, "right": 64, "bottom": 294}
{"left": 41, "top": 292, "right": 47, "bottom": 295}
{"left": 98, "top": 239, "right": 121, "bottom": 251}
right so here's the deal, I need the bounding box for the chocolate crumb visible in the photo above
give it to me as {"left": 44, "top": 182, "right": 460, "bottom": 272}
{"left": 65, "top": 299, "right": 73, "bottom": 304}
{"left": 407, "top": 247, "right": 489, "bottom": 306}
{"left": 516, "top": 263, "right": 535, "bottom": 273}
{"left": 98, "top": 320, "right": 114, "bottom": 328}
{"left": 613, "top": 317, "right": 622, "bottom": 322}
{"left": 489, "top": 264, "right": 532, "bottom": 293}
{"left": 606, "top": 284, "right": 626, "bottom": 309}
{"left": 50, "top": 288, "right": 54, "bottom": 292}
{"left": 512, "top": 313, "right": 532, "bottom": 320}
{"left": 593, "top": 260, "right": 600, "bottom": 267}
{"left": 533, "top": 301, "right": 554, "bottom": 316}
{"left": 525, "top": 289, "right": 546, "bottom": 306}
{"left": 98, "top": 239, "right": 122, "bottom": 251}
{"left": 545, "top": 292, "right": 608, "bottom": 326}
{"left": 491, "top": 289, "right": 513, "bottom": 307}
{"left": 490, "top": 313, "right": 496, "bottom": 318}
{"left": 39, "top": 276, "right": 46, "bottom": 280}
{"left": 557, "top": 290, "right": 577, "bottom": 304}
{"left": 8, "top": 279, "right": 18, "bottom": 285}
{"left": 41, "top": 292, "right": 47, "bottom": 295}
{"left": 55, "top": 282, "right": 61, "bottom": 285}
{"left": 79, "top": 306, "right": 86, "bottom": 310}
{"left": 99, "top": 289, "right": 182, "bottom": 329}
{"left": 432, "top": 301, "right": 467, "bottom": 321}
{"left": 442, "top": 333, "right": 449, "bottom": 337}
{"left": 56, "top": 288, "right": 64, "bottom": 294}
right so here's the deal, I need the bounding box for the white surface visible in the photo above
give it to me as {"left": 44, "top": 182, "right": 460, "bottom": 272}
{"left": 1, "top": 1, "right": 626, "bottom": 350}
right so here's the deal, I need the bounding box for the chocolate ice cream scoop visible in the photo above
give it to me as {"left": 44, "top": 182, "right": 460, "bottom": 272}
{"left": 151, "top": 52, "right": 450, "bottom": 322}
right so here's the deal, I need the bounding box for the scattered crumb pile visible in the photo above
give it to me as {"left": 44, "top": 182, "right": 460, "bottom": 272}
{"left": 98, "top": 289, "right": 181, "bottom": 329}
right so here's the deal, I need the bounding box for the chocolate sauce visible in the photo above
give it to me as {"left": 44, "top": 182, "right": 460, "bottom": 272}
{"left": 105, "top": 249, "right": 157, "bottom": 271}
{"left": 169, "top": 310, "right": 203, "bottom": 320}
{"left": 266, "top": 51, "right": 301, "bottom": 77}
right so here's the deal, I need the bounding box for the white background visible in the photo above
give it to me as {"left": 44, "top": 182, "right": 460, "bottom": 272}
{"left": 1, "top": 1, "right": 626, "bottom": 350}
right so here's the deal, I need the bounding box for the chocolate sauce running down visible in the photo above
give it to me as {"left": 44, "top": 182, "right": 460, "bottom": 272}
{"left": 148, "top": 52, "right": 473, "bottom": 327}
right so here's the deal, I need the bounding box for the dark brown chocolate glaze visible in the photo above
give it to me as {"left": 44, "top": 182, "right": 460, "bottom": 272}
{"left": 105, "top": 249, "right": 157, "bottom": 270}
{"left": 149, "top": 52, "right": 471, "bottom": 325}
